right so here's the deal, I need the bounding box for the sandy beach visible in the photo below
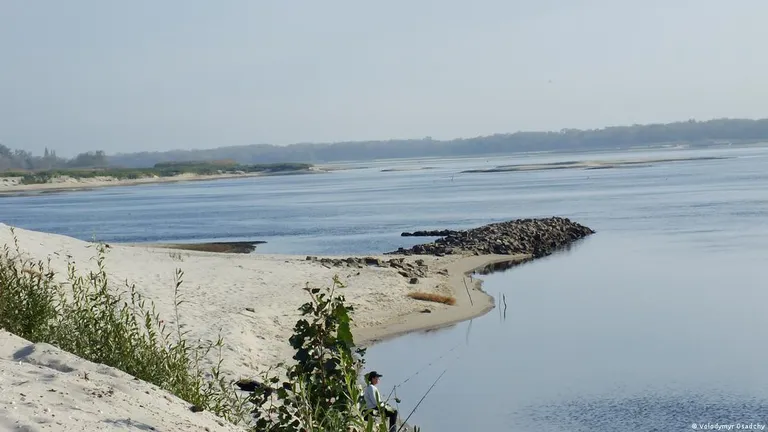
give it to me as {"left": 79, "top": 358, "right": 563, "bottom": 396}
{"left": 0, "top": 223, "right": 523, "bottom": 430}
{"left": 0, "top": 224, "right": 518, "bottom": 372}
{"left": 0, "top": 169, "right": 324, "bottom": 196}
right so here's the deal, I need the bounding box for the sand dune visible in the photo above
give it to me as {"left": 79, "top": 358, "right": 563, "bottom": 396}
{"left": 0, "top": 330, "right": 244, "bottom": 432}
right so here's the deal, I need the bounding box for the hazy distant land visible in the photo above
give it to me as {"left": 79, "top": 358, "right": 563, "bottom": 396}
{"left": 3, "top": 118, "right": 768, "bottom": 172}
{"left": 461, "top": 156, "right": 729, "bottom": 173}
{"left": 106, "top": 118, "right": 768, "bottom": 167}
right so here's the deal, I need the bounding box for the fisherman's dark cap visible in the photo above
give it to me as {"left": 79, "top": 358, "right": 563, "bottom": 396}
{"left": 367, "top": 371, "right": 383, "bottom": 381}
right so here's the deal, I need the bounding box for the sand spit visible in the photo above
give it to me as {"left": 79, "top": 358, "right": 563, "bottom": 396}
{"left": 0, "top": 224, "right": 473, "bottom": 379}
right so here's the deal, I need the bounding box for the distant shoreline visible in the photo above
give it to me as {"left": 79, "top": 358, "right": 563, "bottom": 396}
{"left": 461, "top": 155, "right": 730, "bottom": 173}
{"left": 0, "top": 169, "right": 323, "bottom": 197}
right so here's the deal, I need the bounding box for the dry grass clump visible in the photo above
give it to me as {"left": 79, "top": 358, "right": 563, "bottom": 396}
{"left": 407, "top": 291, "right": 457, "bottom": 305}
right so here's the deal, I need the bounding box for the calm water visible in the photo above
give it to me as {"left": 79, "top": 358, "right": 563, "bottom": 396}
{"left": 3, "top": 146, "right": 768, "bottom": 431}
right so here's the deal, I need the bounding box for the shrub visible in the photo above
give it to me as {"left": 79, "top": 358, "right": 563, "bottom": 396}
{"left": 0, "top": 235, "right": 58, "bottom": 341}
{"left": 20, "top": 172, "right": 54, "bottom": 184}
{"left": 249, "top": 277, "right": 422, "bottom": 432}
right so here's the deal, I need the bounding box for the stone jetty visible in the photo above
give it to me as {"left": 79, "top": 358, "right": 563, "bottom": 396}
{"left": 388, "top": 217, "right": 594, "bottom": 258}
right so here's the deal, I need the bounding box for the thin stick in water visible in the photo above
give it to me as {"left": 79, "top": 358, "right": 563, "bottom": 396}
{"left": 462, "top": 277, "right": 474, "bottom": 306}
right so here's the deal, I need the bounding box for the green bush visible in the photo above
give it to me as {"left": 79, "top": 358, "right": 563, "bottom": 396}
{"left": 20, "top": 172, "right": 54, "bottom": 184}
{"left": 249, "top": 277, "right": 421, "bottom": 432}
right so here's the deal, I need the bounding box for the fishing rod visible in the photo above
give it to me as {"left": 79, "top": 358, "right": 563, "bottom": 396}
{"left": 383, "top": 341, "right": 463, "bottom": 403}
{"left": 394, "top": 342, "right": 462, "bottom": 388}
{"left": 396, "top": 369, "right": 448, "bottom": 432}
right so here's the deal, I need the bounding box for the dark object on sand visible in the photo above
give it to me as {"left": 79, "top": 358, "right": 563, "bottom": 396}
{"left": 162, "top": 241, "right": 266, "bottom": 254}
{"left": 235, "top": 378, "right": 263, "bottom": 392}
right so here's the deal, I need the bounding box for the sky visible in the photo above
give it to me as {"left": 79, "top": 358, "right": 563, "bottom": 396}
{"left": 2, "top": 0, "right": 768, "bottom": 156}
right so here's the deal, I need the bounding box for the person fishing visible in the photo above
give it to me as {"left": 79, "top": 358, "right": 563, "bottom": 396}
{"left": 364, "top": 371, "right": 398, "bottom": 432}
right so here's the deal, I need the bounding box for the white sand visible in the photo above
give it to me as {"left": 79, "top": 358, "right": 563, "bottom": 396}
{"left": 0, "top": 225, "right": 504, "bottom": 378}
{"left": 0, "top": 224, "right": 524, "bottom": 429}
{"left": 0, "top": 330, "right": 243, "bottom": 432}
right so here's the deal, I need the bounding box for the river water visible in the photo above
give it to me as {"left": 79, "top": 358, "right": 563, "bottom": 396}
{"left": 2, "top": 146, "right": 768, "bottom": 431}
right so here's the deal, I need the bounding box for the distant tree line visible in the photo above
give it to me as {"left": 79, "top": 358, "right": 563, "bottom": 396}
{"left": 0, "top": 144, "right": 108, "bottom": 172}
{"left": 4, "top": 118, "right": 768, "bottom": 171}
{"left": 107, "top": 118, "right": 768, "bottom": 168}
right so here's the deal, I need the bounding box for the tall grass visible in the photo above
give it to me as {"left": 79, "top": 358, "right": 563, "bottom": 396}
{"left": 0, "top": 229, "right": 247, "bottom": 424}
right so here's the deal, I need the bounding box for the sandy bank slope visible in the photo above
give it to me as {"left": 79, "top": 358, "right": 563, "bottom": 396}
{"left": 0, "top": 331, "right": 243, "bottom": 432}
{"left": 0, "top": 224, "right": 492, "bottom": 379}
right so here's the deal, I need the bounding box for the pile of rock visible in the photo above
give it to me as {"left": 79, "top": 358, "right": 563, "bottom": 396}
{"left": 388, "top": 217, "right": 594, "bottom": 258}
{"left": 305, "top": 256, "right": 431, "bottom": 283}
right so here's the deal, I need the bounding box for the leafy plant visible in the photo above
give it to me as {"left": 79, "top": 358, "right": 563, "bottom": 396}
{"left": 248, "top": 276, "right": 421, "bottom": 432}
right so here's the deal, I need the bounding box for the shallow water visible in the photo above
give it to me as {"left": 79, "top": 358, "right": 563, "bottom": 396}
{"left": 3, "top": 145, "right": 768, "bottom": 431}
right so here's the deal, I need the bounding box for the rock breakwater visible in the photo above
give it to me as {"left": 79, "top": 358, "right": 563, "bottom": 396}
{"left": 389, "top": 217, "right": 594, "bottom": 258}
{"left": 401, "top": 229, "right": 460, "bottom": 237}
{"left": 305, "top": 256, "right": 433, "bottom": 282}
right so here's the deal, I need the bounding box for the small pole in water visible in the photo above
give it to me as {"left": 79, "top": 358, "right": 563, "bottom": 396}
{"left": 502, "top": 293, "right": 508, "bottom": 321}
{"left": 463, "top": 277, "right": 474, "bottom": 306}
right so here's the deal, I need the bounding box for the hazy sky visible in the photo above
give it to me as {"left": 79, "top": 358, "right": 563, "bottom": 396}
{"left": 2, "top": 1, "right": 767, "bottom": 156}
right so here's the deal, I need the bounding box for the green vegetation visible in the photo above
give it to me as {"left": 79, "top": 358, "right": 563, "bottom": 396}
{"left": 1, "top": 230, "right": 423, "bottom": 431}
{"left": 0, "top": 145, "right": 107, "bottom": 171}
{"left": 2, "top": 161, "right": 313, "bottom": 184}
{"left": 250, "top": 277, "right": 418, "bottom": 431}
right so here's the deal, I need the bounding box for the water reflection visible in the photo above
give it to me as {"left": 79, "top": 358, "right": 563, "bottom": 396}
{"left": 473, "top": 257, "right": 534, "bottom": 275}
{"left": 473, "top": 239, "right": 591, "bottom": 276}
